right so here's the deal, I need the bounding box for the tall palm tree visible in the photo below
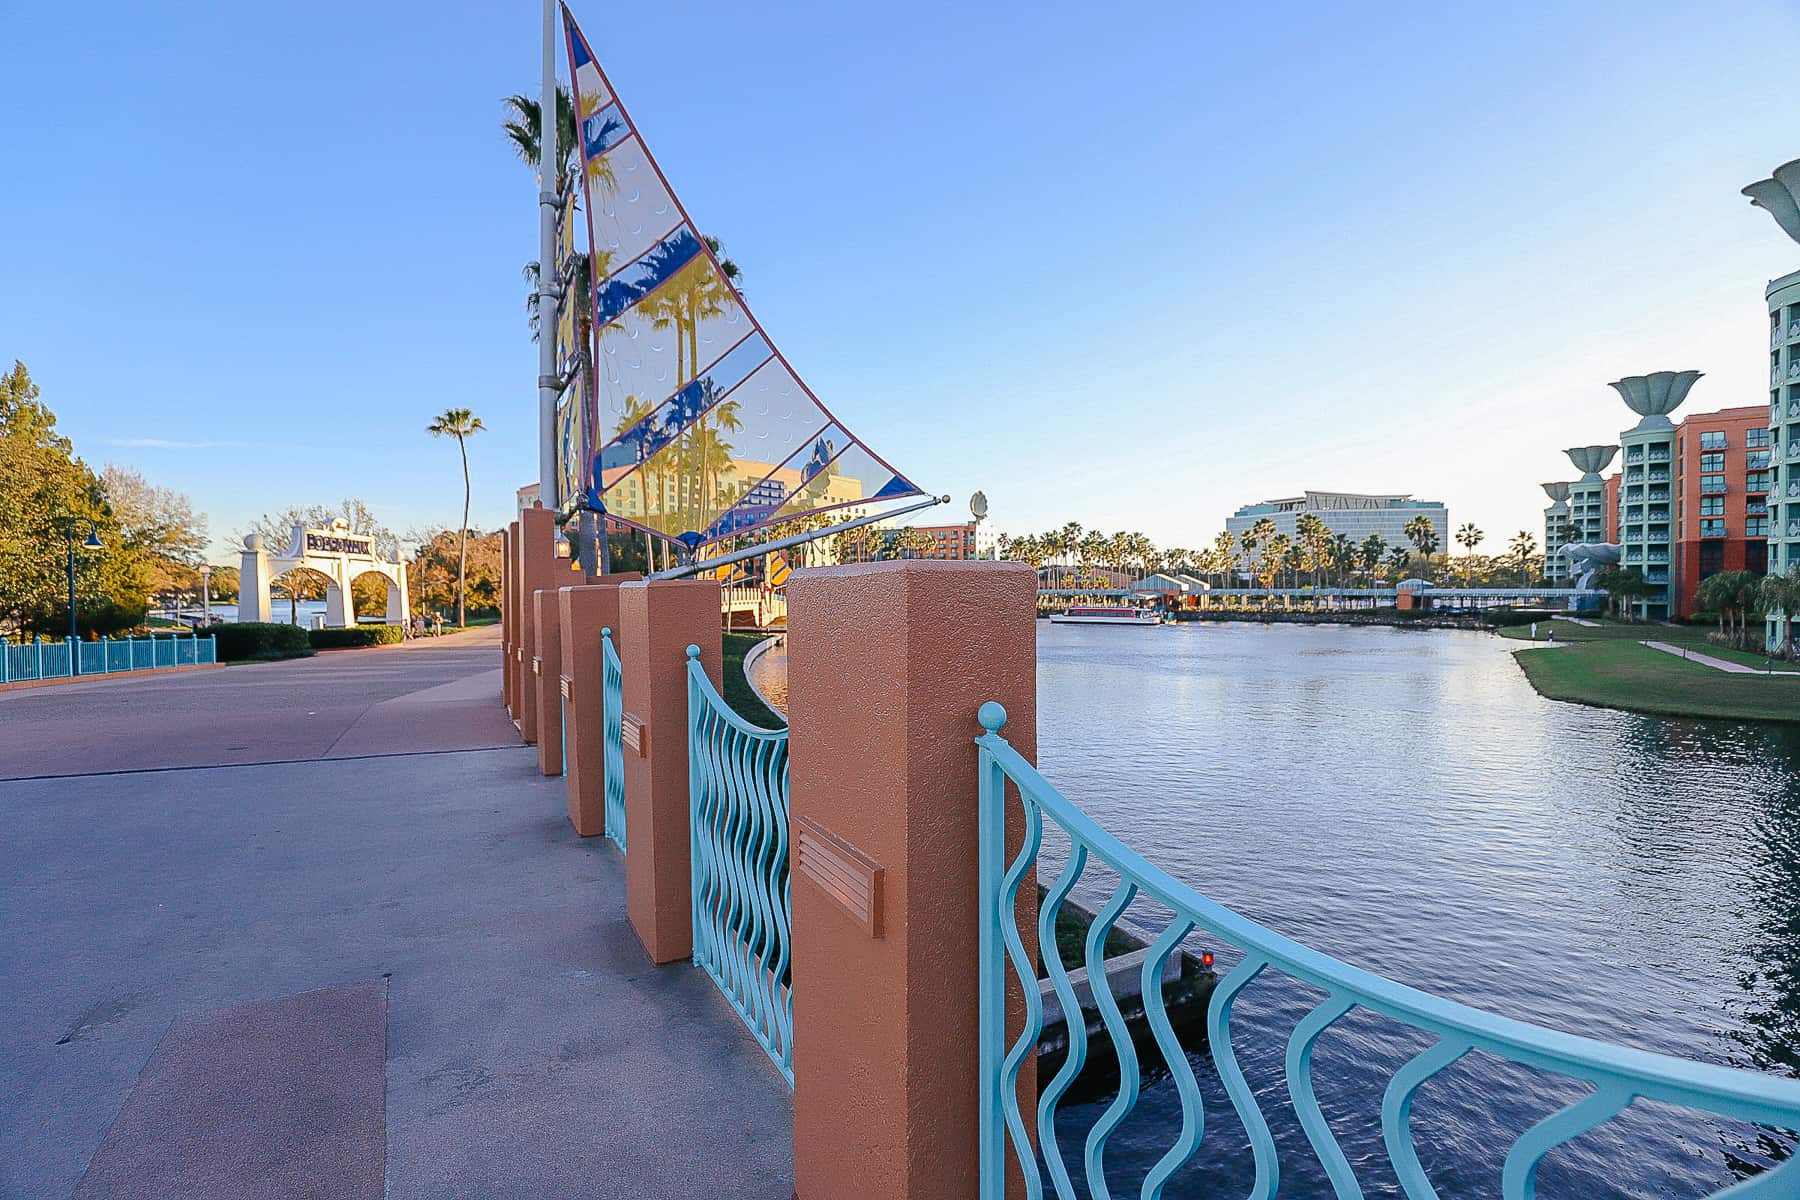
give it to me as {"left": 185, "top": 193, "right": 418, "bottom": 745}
{"left": 1505, "top": 530, "right": 1537, "bottom": 586}
{"left": 427, "top": 408, "right": 485, "bottom": 627}
{"left": 1455, "top": 523, "right": 1484, "bottom": 585}
{"left": 1405, "top": 516, "right": 1440, "bottom": 580}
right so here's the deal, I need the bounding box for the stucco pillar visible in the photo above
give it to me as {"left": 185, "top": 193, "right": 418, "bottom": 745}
{"left": 618, "top": 579, "right": 721, "bottom": 964}
{"left": 533, "top": 589, "right": 564, "bottom": 777}
{"left": 386, "top": 561, "right": 407, "bottom": 625}
{"left": 323, "top": 579, "right": 349, "bottom": 628}
{"left": 559, "top": 575, "right": 642, "bottom": 836}
{"left": 786, "top": 561, "right": 1039, "bottom": 1200}
{"left": 238, "top": 535, "right": 271, "bottom": 624}
{"left": 517, "top": 504, "right": 560, "bottom": 746}
{"left": 503, "top": 524, "right": 518, "bottom": 712}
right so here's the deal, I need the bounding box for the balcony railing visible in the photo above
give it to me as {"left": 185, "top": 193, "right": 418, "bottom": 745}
{"left": 1648, "top": 469, "right": 1671, "bottom": 483}
{"left": 1648, "top": 448, "right": 1671, "bottom": 462}
{"left": 1701, "top": 481, "right": 1728, "bottom": 495}
{"left": 1624, "top": 448, "right": 1644, "bottom": 464}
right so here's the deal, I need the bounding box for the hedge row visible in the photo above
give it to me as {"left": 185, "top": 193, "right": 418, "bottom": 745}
{"left": 207, "top": 622, "right": 315, "bottom": 662}
{"left": 308, "top": 624, "right": 405, "bottom": 649}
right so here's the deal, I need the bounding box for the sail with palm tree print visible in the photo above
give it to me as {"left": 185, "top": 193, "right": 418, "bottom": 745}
{"left": 561, "top": 6, "right": 925, "bottom": 550}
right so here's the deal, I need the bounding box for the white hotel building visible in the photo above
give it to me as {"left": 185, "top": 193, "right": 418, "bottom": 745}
{"left": 1225, "top": 491, "right": 1449, "bottom": 556}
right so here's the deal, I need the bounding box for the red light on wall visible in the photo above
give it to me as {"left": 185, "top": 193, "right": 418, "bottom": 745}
{"left": 1200, "top": 951, "right": 1215, "bottom": 969}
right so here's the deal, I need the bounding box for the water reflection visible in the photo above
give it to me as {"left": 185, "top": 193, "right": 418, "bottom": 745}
{"left": 1035, "top": 623, "right": 1799, "bottom": 1197}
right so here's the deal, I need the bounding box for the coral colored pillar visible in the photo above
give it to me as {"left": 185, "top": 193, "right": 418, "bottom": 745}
{"left": 618, "top": 579, "right": 721, "bottom": 964}
{"left": 786, "top": 561, "right": 1039, "bottom": 1200}
{"left": 533, "top": 589, "right": 564, "bottom": 776}
{"left": 558, "top": 574, "right": 641, "bottom": 834}
{"left": 516, "top": 504, "right": 560, "bottom": 746}
{"left": 501, "top": 524, "right": 515, "bottom": 714}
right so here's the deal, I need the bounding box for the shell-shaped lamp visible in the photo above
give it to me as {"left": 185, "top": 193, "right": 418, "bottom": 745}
{"left": 1541, "top": 482, "right": 1571, "bottom": 503}
{"left": 1610, "top": 371, "right": 1701, "bottom": 430}
{"left": 1743, "top": 159, "right": 1800, "bottom": 245}
{"left": 1565, "top": 445, "right": 1618, "bottom": 479}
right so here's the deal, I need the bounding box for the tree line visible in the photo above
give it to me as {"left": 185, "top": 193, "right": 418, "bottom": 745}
{"left": 996, "top": 517, "right": 1544, "bottom": 588}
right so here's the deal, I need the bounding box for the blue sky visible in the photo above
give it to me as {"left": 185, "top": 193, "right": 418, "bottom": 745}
{"left": 5, "top": 2, "right": 1798, "bottom": 561}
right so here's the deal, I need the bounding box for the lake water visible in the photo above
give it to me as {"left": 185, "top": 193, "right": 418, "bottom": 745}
{"left": 1034, "top": 621, "right": 1800, "bottom": 1198}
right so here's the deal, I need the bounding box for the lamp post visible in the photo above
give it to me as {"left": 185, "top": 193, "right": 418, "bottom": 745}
{"left": 198, "top": 564, "right": 213, "bottom": 627}
{"left": 57, "top": 515, "right": 104, "bottom": 649}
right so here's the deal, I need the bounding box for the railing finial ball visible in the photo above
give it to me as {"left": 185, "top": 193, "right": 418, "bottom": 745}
{"left": 977, "top": 701, "right": 1008, "bottom": 733}
{"left": 685, "top": 643, "right": 702, "bottom": 660}
{"left": 601, "top": 626, "right": 611, "bottom": 638}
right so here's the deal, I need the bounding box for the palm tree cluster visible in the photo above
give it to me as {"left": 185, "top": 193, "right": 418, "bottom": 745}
{"left": 997, "top": 520, "right": 1544, "bottom": 589}
{"left": 1693, "top": 569, "right": 1796, "bottom": 651}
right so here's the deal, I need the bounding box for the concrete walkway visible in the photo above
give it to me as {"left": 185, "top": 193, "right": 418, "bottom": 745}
{"left": 1641, "top": 639, "right": 1798, "bottom": 674}
{"left": 1, "top": 629, "right": 794, "bottom": 1198}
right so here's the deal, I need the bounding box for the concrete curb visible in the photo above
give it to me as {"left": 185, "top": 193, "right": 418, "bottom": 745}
{"left": 0, "top": 663, "right": 225, "bottom": 693}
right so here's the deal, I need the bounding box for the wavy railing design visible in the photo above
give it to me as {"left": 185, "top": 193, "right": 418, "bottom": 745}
{"left": 601, "top": 628, "right": 626, "bottom": 853}
{"left": 973, "top": 702, "right": 1800, "bottom": 1200}
{"left": 685, "top": 645, "right": 793, "bottom": 1085}
{"left": 2, "top": 634, "right": 215, "bottom": 683}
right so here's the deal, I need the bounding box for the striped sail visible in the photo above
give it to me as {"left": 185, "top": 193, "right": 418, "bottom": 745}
{"left": 562, "top": 7, "right": 924, "bottom": 549}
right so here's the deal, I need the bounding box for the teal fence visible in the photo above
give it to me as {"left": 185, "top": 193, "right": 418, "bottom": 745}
{"left": 973, "top": 701, "right": 1800, "bottom": 1200}
{"left": 685, "top": 644, "right": 793, "bottom": 1085}
{"left": 601, "top": 628, "right": 626, "bottom": 852}
{"left": 1, "top": 634, "right": 215, "bottom": 684}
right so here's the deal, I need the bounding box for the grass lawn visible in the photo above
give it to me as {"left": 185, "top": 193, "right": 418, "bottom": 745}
{"left": 1497, "top": 619, "right": 1712, "bottom": 645}
{"left": 721, "top": 631, "right": 785, "bottom": 727}
{"left": 1514, "top": 639, "right": 1800, "bottom": 723}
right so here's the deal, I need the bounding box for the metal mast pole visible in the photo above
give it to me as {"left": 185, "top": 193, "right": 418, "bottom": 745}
{"left": 535, "top": 0, "right": 560, "bottom": 513}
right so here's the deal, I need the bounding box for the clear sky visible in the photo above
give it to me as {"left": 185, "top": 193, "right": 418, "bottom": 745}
{"left": 5, "top": 2, "right": 1798, "bottom": 561}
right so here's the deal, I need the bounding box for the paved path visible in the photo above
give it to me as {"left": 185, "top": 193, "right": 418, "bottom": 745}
{"left": 1641, "top": 639, "right": 1798, "bottom": 674}
{"left": 1, "top": 630, "right": 793, "bottom": 1198}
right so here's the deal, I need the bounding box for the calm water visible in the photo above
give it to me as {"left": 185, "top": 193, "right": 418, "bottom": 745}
{"left": 1035, "top": 622, "right": 1800, "bottom": 1198}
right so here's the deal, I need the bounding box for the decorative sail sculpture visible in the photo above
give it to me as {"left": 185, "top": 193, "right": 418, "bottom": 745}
{"left": 561, "top": 7, "right": 924, "bottom": 551}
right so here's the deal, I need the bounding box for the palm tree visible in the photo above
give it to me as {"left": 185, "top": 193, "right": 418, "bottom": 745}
{"left": 1455, "top": 523, "right": 1484, "bottom": 585}
{"left": 1385, "top": 545, "right": 1412, "bottom": 581}
{"left": 1358, "top": 534, "right": 1387, "bottom": 584}
{"left": 1505, "top": 531, "right": 1538, "bottom": 586}
{"left": 1758, "top": 570, "right": 1799, "bottom": 658}
{"left": 1404, "top": 516, "right": 1440, "bottom": 583}
{"left": 427, "top": 408, "right": 485, "bottom": 627}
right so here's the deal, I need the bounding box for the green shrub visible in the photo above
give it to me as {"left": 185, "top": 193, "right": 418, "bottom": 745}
{"left": 208, "top": 622, "right": 314, "bottom": 662}
{"left": 308, "top": 624, "right": 405, "bottom": 649}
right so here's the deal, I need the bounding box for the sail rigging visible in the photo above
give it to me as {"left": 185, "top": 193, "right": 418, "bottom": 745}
{"left": 561, "top": 6, "right": 925, "bottom": 552}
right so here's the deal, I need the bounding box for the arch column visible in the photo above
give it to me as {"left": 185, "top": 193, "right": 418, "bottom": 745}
{"left": 239, "top": 536, "right": 272, "bottom": 623}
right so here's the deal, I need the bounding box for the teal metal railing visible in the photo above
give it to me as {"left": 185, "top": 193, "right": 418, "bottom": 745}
{"left": 1, "top": 634, "right": 215, "bottom": 684}
{"left": 973, "top": 701, "right": 1800, "bottom": 1200}
{"left": 601, "top": 628, "right": 626, "bottom": 853}
{"left": 685, "top": 644, "right": 793, "bottom": 1086}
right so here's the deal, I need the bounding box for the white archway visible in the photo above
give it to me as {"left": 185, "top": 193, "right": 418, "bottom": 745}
{"left": 239, "top": 521, "right": 409, "bottom": 627}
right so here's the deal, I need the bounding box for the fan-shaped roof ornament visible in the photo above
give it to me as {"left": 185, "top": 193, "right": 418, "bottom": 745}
{"left": 1564, "top": 446, "right": 1618, "bottom": 480}
{"left": 1541, "top": 482, "right": 1571, "bottom": 504}
{"left": 1743, "top": 159, "right": 1800, "bottom": 245}
{"left": 1610, "top": 371, "right": 1701, "bottom": 431}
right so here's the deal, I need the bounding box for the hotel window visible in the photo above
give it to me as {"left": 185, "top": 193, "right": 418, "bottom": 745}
{"left": 1748, "top": 451, "right": 1772, "bottom": 470}
{"left": 1700, "top": 475, "right": 1727, "bottom": 494}
{"left": 1747, "top": 517, "right": 1771, "bottom": 537}
{"left": 1699, "top": 452, "right": 1725, "bottom": 471}
{"left": 1700, "top": 518, "right": 1727, "bottom": 538}
{"left": 1748, "top": 471, "right": 1772, "bottom": 493}
{"left": 1699, "top": 431, "right": 1728, "bottom": 451}
{"left": 1748, "top": 428, "right": 1773, "bottom": 448}
{"left": 1700, "top": 496, "right": 1724, "bottom": 516}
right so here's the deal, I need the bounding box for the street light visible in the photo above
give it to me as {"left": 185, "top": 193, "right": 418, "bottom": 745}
{"left": 198, "top": 564, "right": 213, "bottom": 627}
{"left": 57, "top": 515, "right": 104, "bottom": 644}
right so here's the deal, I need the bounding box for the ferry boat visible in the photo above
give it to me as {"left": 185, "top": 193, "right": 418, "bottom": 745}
{"left": 1049, "top": 605, "right": 1162, "bottom": 626}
